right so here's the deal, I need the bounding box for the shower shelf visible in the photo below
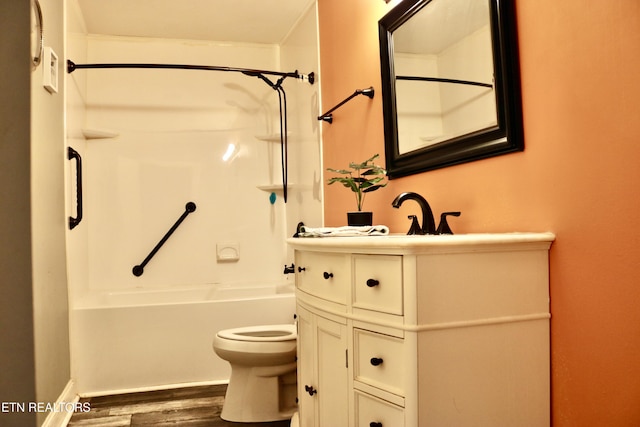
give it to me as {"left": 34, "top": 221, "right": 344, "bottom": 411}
{"left": 257, "top": 184, "right": 292, "bottom": 192}
{"left": 257, "top": 184, "right": 310, "bottom": 193}
{"left": 82, "top": 128, "right": 119, "bottom": 140}
{"left": 255, "top": 133, "right": 290, "bottom": 142}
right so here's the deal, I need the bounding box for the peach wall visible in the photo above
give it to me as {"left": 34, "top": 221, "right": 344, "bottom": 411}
{"left": 318, "top": 0, "right": 640, "bottom": 425}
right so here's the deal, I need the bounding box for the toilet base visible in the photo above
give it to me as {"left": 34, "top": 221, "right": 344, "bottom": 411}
{"left": 221, "top": 362, "right": 297, "bottom": 423}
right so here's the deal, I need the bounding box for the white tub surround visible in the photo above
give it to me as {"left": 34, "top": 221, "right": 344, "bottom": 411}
{"left": 288, "top": 232, "right": 555, "bottom": 427}
{"left": 64, "top": 0, "right": 322, "bottom": 401}
{"left": 71, "top": 284, "right": 295, "bottom": 396}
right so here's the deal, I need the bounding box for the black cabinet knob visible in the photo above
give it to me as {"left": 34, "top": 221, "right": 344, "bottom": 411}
{"left": 370, "top": 357, "right": 384, "bottom": 366}
{"left": 323, "top": 272, "right": 333, "bottom": 279}
{"left": 304, "top": 385, "right": 317, "bottom": 396}
{"left": 370, "top": 422, "right": 383, "bottom": 427}
{"left": 366, "top": 279, "right": 380, "bottom": 287}
{"left": 298, "top": 266, "right": 306, "bottom": 272}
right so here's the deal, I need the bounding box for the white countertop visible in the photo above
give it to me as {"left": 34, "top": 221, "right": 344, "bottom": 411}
{"left": 287, "top": 232, "right": 556, "bottom": 253}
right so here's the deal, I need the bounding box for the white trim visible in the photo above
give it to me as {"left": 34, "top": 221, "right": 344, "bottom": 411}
{"left": 407, "top": 313, "right": 551, "bottom": 332}
{"left": 41, "top": 379, "right": 78, "bottom": 427}
{"left": 78, "top": 379, "right": 228, "bottom": 398}
{"left": 298, "top": 291, "right": 550, "bottom": 333}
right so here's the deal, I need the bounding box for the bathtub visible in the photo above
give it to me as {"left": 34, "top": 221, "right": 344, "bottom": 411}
{"left": 70, "top": 283, "right": 296, "bottom": 396}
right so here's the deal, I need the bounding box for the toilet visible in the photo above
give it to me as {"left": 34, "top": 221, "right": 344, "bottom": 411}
{"left": 212, "top": 324, "right": 298, "bottom": 423}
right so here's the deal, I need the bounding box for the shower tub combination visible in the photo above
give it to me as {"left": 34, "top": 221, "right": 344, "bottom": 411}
{"left": 71, "top": 282, "right": 295, "bottom": 396}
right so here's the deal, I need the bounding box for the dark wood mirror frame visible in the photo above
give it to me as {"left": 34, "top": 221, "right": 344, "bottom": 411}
{"left": 379, "top": 0, "right": 523, "bottom": 179}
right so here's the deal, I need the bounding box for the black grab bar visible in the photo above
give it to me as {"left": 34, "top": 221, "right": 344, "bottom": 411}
{"left": 132, "top": 202, "right": 197, "bottom": 277}
{"left": 68, "top": 147, "right": 83, "bottom": 230}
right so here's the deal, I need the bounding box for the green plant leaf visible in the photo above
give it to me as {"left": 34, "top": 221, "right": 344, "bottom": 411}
{"left": 365, "top": 153, "right": 380, "bottom": 163}
{"left": 369, "top": 177, "right": 386, "bottom": 184}
{"left": 325, "top": 153, "right": 387, "bottom": 210}
{"left": 363, "top": 184, "right": 384, "bottom": 193}
{"left": 327, "top": 177, "right": 345, "bottom": 185}
{"left": 326, "top": 168, "right": 353, "bottom": 175}
{"left": 361, "top": 168, "right": 384, "bottom": 176}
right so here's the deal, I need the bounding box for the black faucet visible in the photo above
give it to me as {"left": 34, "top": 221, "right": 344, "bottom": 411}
{"left": 391, "top": 192, "right": 436, "bottom": 235}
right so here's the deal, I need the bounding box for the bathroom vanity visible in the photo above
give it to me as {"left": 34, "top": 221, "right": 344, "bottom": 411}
{"left": 288, "top": 233, "right": 554, "bottom": 427}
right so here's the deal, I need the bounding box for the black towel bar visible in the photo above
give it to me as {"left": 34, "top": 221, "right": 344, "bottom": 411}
{"left": 318, "top": 87, "right": 375, "bottom": 123}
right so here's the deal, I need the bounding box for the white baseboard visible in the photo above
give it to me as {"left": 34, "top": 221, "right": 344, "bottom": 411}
{"left": 41, "top": 379, "right": 78, "bottom": 427}
{"left": 78, "top": 379, "right": 228, "bottom": 398}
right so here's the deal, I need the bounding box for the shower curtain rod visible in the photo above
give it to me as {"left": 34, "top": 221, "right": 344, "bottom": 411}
{"left": 66, "top": 60, "right": 315, "bottom": 84}
{"left": 396, "top": 75, "right": 492, "bottom": 88}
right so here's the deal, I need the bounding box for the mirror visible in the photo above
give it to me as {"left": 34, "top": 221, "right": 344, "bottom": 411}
{"left": 379, "top": 0, "right": 523, "bottom": 178}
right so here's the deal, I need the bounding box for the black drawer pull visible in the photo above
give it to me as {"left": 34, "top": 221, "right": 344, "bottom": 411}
{"left": 370, "top": 357, "right": 384, "bottom": 366}
{"left": 304, "top": 385, "right": 317, "bottom": 396}
{"left": 370, "top": 423, "right": 383, "bottom": 427}
{"left": 323, "top": 272, "right": 334, "bottom": 279}
{"left": 366, "top": 279, "right": 380, "bottom": 287}
{"left": 298, "top": 266, "right": 306, "bottom": 272}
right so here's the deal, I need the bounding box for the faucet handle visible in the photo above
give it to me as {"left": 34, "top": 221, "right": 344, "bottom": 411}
{"left": 407, "top": 215, "right": 423, "bottom": 235}
{"left": 436, "top": 212, "right": 461, "bottom": 234}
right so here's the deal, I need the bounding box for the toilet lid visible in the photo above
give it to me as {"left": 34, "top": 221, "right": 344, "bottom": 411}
{"left": 217, "top": 324, "right": 297, "bottom": 342}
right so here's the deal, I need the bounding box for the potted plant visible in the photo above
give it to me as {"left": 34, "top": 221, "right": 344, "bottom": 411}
{"left": 327, "top": 154, "right": 387, "bottom": 226}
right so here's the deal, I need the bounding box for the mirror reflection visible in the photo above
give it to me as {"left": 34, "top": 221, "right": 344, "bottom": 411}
{"left": 393, "top": 0, "right": 495, "bottom": 154}
{"left": 379, "top": 0, "right": 523, "bottom": 178}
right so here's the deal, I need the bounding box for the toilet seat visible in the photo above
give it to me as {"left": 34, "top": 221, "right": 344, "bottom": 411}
{"left": 217, "top": 324, "right": 296, "bottom": 342}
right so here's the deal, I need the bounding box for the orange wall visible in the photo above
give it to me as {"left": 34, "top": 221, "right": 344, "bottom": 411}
{"left": 318, "top": 0, "right": 640, "bottom": 424}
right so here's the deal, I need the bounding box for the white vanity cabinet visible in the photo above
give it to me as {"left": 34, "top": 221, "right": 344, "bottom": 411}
{"left": 296, "top": 305, "right": 349, "bottom": 427}
{"left": 289, "top": 233, "right": 554, "bottom": 427}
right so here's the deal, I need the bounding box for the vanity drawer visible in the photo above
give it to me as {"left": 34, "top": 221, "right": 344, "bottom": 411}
{"left": 355, "top": 390, "right": 404, "bottom": 427}
{"left": 353, "top": 255, "right": 403, "bottom": 315}
{"left": 354, "top": 328, "right": 405, "bottom": 396}
{"left": 295, "top": 251, "right": 350, "bottom": 304}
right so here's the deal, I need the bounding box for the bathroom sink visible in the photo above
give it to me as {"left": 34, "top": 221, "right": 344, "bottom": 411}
{"left": 380, "top": 232, "right": 554, "bottom": 242}
{"left": 288, "top": 232, "right": 555, "bottom": 252}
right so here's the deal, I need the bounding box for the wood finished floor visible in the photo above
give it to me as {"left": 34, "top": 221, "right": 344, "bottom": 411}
{"left": 67, "top": 384, "right": 291, "bottom": 427}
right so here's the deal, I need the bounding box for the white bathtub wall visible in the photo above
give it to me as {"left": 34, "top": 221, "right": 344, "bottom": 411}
{"left": 394, "top": 24, "right": 496, "bottom": 151}
{"left": 72, "top": 290, "right": 296, "bottom": 395}
{"left": 80, "top": 36, "right": 295, "bottom": 292}
{"left": 281, "top": 2, "right": 324, "bottom": 242}
{"left": 65, "top": 0, "right": 90, "bottom": 302}
{"left": 439, "top": 25, "right": 496, "bottom": 136}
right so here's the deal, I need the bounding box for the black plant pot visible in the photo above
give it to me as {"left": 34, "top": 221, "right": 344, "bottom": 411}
{"left": 347, "top": 211, "right": 373, "bottom": 226}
